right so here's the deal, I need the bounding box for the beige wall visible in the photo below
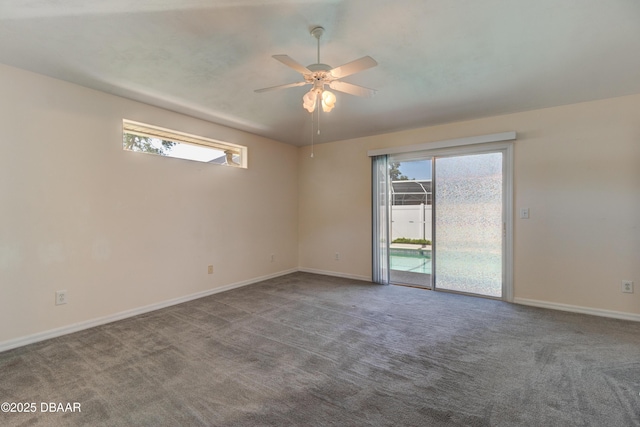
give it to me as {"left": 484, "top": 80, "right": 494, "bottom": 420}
{"left": 0, "top": 64, "right": 299, "bottom": 345}
{"left": 2, "top": 61, "right": 639, "bottom": 348}
{"left": 299, "top": 94, "right": 640, "bottom": 316}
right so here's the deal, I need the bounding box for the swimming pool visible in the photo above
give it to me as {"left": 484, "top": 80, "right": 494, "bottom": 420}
{"left": 390, "top": 247, "right": 502, "bottom": 296}
{"left": 390, "top": 248, "right": 432, "bottom": 274}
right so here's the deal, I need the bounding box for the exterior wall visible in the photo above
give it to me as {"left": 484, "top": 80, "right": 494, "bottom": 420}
{"left": 0, "top": 63, "right": 299, "bottom": 346}
{"left": 298, "top": 93, "right": 640, "bottom": 316}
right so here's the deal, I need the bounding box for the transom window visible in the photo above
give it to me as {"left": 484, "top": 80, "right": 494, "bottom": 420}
{"left": 122, "top": 119, "right": 247, "bottom": 168}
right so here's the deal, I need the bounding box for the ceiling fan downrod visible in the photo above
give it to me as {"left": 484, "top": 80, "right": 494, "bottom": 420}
{"left": 310, "top": 26, "right": 324, "bottom": 65}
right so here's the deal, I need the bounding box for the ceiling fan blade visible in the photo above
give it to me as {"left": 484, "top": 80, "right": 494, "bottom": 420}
{"left": 254, "top": 81, "right": 308, "bottom": 93}
{"left": 329, "top": 56, "right": 378, "bottom": 79}
{"left": 272, "top": 55, "right": 312, "bottom": 75}
{"left": 329, "top": 81, "right": 377, "bottom": 98}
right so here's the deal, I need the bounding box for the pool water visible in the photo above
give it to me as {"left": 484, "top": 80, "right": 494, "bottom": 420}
{"left": 390, "top": 248, "right": 502, "bottom": 297}
{"left": 390, "top": 250, "right": 432, "bottom": 274}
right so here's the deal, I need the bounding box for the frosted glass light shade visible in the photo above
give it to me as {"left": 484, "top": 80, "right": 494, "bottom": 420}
{"left": 303, "top": 90, "right": 317, "bottom": 113}
{"left": 321, "top": 90, "right": 336, "bottom": 112}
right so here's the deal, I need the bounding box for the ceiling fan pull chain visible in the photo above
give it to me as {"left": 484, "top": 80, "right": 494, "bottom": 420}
{"left": 317, "top": 97, "right": 321, "bottom": 135}
{"left": 310, "top": 111, "right": 315, "bottom": 158}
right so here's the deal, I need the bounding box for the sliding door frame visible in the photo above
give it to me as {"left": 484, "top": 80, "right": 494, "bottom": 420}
{"left": 433, "top": 145, "right": 512, "bottom": 300}
{"left": 370, "top": 133, "right": 514, "bottom": 302}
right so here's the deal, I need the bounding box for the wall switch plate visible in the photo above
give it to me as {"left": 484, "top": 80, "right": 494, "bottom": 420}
{"left": 55, "top": 290, "right": 68, "bottom": 305}
{"left": 207, "top": 265, "right": 213, "bottom": 274}
{"left": 519, "top": 208, "right": 530, "bottom": 219}
{"left": 622, "top": 280, "right": 634, "bottom": 293}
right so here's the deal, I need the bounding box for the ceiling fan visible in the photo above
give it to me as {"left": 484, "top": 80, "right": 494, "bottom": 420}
{"left": 255, "top": 26, "right": 377, "bottom": 113}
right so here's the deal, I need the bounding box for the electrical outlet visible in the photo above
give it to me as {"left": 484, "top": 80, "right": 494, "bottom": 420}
{"left": 270, "top": 254, "right": 275, "bottom": 263}
{"left": 622, "top": 280, "right": 634, "bottom": 293}
{"left": 335, "top": 252, "right": 340, "bottom": 261}
{"left": 55, "top": 290, "right": 68, "bottom": 305}
{"left": 208, "top": 265, "right": 213, "bottom": 274}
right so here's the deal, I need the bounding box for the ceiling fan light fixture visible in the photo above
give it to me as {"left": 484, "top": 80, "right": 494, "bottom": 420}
{"left": 302, "top": 88, "right": 336, "bottom": 113}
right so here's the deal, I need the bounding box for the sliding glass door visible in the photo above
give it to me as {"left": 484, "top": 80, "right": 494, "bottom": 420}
{"left": 434, "top": 152, "right": 503, "bottom": 297}
{"left": 388, "top": 158, "right": 433, "bottom": 288}
{"left": 375, "top": 143, "right": 511, "bottom": 300}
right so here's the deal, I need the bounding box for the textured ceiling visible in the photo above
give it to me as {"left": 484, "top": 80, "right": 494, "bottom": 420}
{"left": 1, "top": 0, "right": 640, "bottom": 146}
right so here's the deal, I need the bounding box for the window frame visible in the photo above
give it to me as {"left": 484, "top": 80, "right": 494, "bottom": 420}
{"left": 122, "top": 119, "right": 248, "bottom": 168}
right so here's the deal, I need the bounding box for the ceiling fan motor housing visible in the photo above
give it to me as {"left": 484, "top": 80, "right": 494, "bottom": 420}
{"left": 307, "top": 64, "right": 332, "bottom": 72}
{"left": 306, "top": 63, "right": 333, "bottom": 90}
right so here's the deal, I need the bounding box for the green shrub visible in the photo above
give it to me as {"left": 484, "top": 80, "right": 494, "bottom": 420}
{"left": 392, "top": 237, "right": 431, "bottom": 245}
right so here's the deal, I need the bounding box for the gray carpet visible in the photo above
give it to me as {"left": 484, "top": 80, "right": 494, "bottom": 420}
{"left": 1, "top": 272, "right": 639, "bottom": 426}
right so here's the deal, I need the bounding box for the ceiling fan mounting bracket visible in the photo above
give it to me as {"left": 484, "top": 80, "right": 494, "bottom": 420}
{"left": 310, "top": 26, "right": 325, "bottom": 40}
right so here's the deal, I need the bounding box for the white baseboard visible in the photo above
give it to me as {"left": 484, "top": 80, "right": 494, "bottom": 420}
{"left": 6, "top": 271, "right": 636, "bottom": 354}
{"left": 0, "top": 268, "right": 298, "bottom": 354}
{"left": 297, "top": 267, "right": 372, "bottom": 282}
{"left": 514, "top": 297, "right": 640, "bottom": 322}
